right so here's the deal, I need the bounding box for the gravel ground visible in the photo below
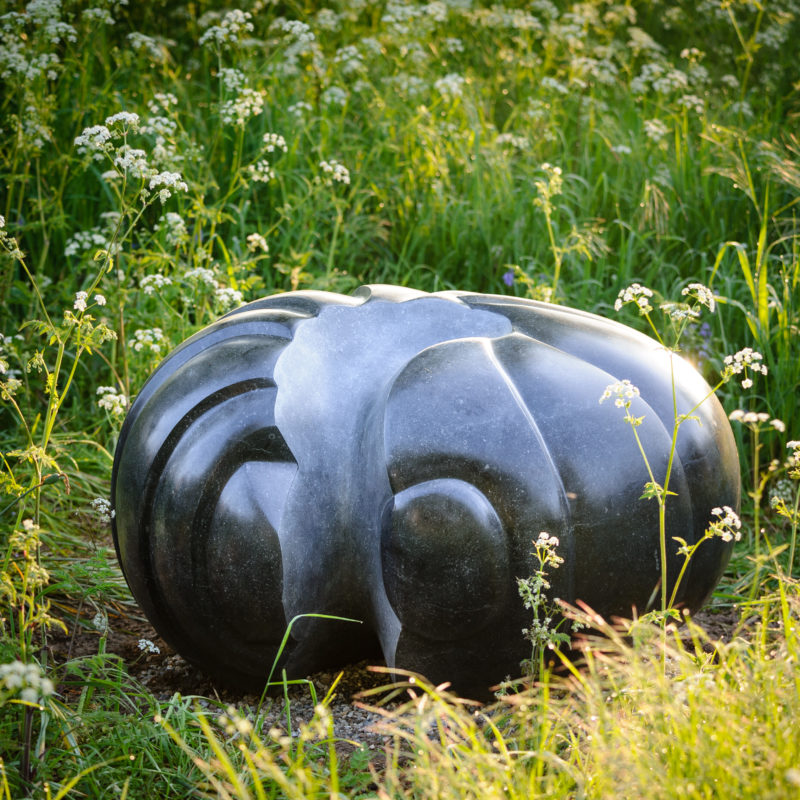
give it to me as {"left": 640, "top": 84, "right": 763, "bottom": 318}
{"left": 46, "top": 598, "right": 742, "bottom": 755}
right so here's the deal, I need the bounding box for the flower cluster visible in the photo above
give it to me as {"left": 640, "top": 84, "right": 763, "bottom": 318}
{"left": 140, "top": 273, "right": 172, "bottom": 295}
{"left": 533, "top": 163, "right": 563, "bottom": 210}
{"left": 91, "top": 497, "right": 115, "bottom": 523}
{"left": 495, "top": 133, "right": 530, "bottom": 150}
{"left": 75, "top": 113, "right": 189, "bottom": 203}
{"left": 681, "top": 282, "right": 716, "bottom": 312}
{"left": 643, "top": 118, "right": 670, "bottom": 143}
{"left": 723, "top": 347, "right": 767, "bottom": 388}
{"left": 214, "top": 287, "right": 244, "bottom": 310}
{"left": 184, "top": 267, "right": 217, "bottom": 287}
{"left": 128, "top": 327, "right": 165, "bottom": 355}
{"left": 0, "top": 661, "right": 55, "bottom": 704}
{"left": 614, "top": 282, "right": 654, "bottom": 313}
{"left": 319, "top": 159, "right": 351, "bottom": 185}
{"left": 65, "top": 225, "right": 116, "bottom": 258}
{"left": 92, "top": 610, "right": 109, "bottom": 634}
{"left": 246, "top": 232, "right": 269, "bottom": 252}
{"left": 247, "top": 159, "right": 276, "bottom": 183}
{"left": 160, "top": 212, "right": 188, "bottom": 247}
{"left": 434, "top": 72, "right": 466, "bottom": 99}
{"left": 728, "top": 410, "right": 784, "bottom": 431}
{"left": 73, "top": 291, "right": 106, "bottom": 313}
{"left": 262, "top": 132, "right": 287, "bottom": 153}
{"left": 199, "top": 9, "right": 254, "bottom": 47}
{"left": 321, "top": 86, "right": 348, "bottom": 107}
{"left": 599, "top": 379, "right": 641, "bottom": 409}
{"left": 138, "top": 638, "right": 161, "bottom": 655}
{"left": 787, "top": 441, "right": 800, "bottom": 478}
{"left": 220, "top": 87, "right": 265, "bottom": 126}
{"left": 708, "top": 505, "right": 742, "bottom": 543}
{"left": 278, "top": 19, "right": 315, "bottom": 43}
{"left": 148, "top": 171, "right": 189, "bottom": 203}
{"left": 97, "top": 385, "right": 127, "bottom": 417}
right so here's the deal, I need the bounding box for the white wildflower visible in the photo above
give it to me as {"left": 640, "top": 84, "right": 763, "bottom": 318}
{"left": 263, "top": 133, "right": 287, "bottom": 153}
{"left": 114, "top": 145, "right": 150, "bottom": 178}
{"left": 75, "top": 125, "right": 113, "bottom": 158}
{"left": 247, "top": 159, "right": 275, "bottom": 183}
{"left": 199, "top": 9, "right": 254, "bottom": 47}
{"left": 278, "top": 19, "right": 315, "bottom": 43}
{"left": 218, "top": 67, "right": 245, "bottom": 92}
{"left": 148, "top": 171, "right": 188, "bottom": 202}
{"left": 91, "top": 497, "right": 115, "bottom": 523}
{"left": 599, "top": 379, "right": 641, "bottom": 408}
{"left": 708, "top": 505, "right": 742, "bottom": 542}
{"left": 104, "top": 111, "right": 140, "bottom": 131}
{"left": 184, "top": 267, "right": 217, "bottom": 287}
{"left": 140, "top": 273, "right": 172, "bottom": 295}
{"left": 681, "top": 282, "right": 716, "bottom": 312}
{"left": 214, "top": 287, "right": 244, "bottom": 309}
{"left": 614, "top": 283, "right": 654, "bottom": 313}
{"left": 246, "top": 233, "right": 269, "bottom": 253}
{"left": 220, "top": 88, "right": 265, "bottom": 126}
{"left": 92, "top": 610, "right": 109, "bottom": 632}
{"left": 128, "top": 327, "right": 165, "bottom": 355}
{"left": 319, "top": 159, "right": 350, "bottom": 185}
{"left": 644, "top": 118, "right": 670, "bottom": 142}
{"left": 722, "top": 347, "right": 767, "bottom": 387}
{"left": 321, "top": 85, "right": 348, "bottom": 106}
{"left": 97, "top": 386, "right": 128, "bottom": 417}
{"left": 73, "top": 291, "right": 88, "bottom": 312}
{"left": 160, "top": 212, "right": 188, "bottom": 247}
{"left": 434, "top": 72, "right": 466, "bottom": 99}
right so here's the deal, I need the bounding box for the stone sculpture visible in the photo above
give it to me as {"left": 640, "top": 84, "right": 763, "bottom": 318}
{"left": 111, "top": 285, "right": 740, "bottom": 697}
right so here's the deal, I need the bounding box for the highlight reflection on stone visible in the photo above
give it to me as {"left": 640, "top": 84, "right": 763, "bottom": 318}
{"left": 111, "top": 285, "right": 740, "bottom": 697}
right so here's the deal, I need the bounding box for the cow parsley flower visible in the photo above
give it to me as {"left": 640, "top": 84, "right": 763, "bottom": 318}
{"left": 246, "top": 232, "right": 269, "bottom": 252}
{"left": 614, "top": 283, "right": 654, "bottom": 314}
{"left": 148, "top": 171, "right": 188, "bottom": 202}
{"left": 75, "top": 125, "right": 114, "bottom": 158}
{"left": 97, "top": 386, "right": 127, "bottom": 417}
{"left": 214, "top": 287, "right": 244, "bottom": 309}
{"left": 199, "top": 9, "right": 254, "bottom": 47}
{"left": 247, "top": 160, "right": 275, "bottom": 183}
{"left": 434, "top": 72, "right": 466, "bottom": 99}
{"left": 681, "top": 282, "right": 716, "bottom": 312}
{"left": 708, "top": 505, "right": 742, "bottom": 542}
{"left": 644, "top": 118, "right": 670, "bottom": 142}
{"left": 91, "top": 497, "right": 115, "bottom": 523}
{"left": 722, "top": 348, "right": 767, "bottom": 387}
{"left": 263, "top": 133, "right": 287, "bottom": 153}
{"left": 319, "top": 159, "right": 350, "bottom": 185}
{"left": 599, "top": 379, "right": 641, "bottom": 409}
{"left": 140, "top": 273, "right": 173, "bottom": 295}
{"left": 138, "top": 638, "right": 161, "bottom": 654}
{"left": 129, "top": 327, "right": 165, "bottom": 354}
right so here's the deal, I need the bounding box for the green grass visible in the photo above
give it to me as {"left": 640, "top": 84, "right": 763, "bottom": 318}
{"left": 2, "top": 0, "right": 800, "bottom": 796}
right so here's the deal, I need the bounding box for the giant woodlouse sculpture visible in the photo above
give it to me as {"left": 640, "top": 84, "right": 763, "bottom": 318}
{"left": 111, "top": 285, "right": 740, "bottom": 696}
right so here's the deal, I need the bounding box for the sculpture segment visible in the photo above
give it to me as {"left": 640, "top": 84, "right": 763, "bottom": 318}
{"left": 111, "top": 285, "right": 740, "bottom": 696}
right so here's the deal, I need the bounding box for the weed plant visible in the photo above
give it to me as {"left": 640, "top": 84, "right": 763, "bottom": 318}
{"left": 1, "top": 0, "right": 800, "bottom": 796}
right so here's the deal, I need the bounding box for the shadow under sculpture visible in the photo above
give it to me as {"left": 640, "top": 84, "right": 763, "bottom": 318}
{"left": 111, "top": 285, "right": 740, "bottom": 698}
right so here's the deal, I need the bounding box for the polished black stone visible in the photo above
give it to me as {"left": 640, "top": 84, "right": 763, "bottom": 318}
{"left": 111, "top": 285, "right": 740, "bottom": 697}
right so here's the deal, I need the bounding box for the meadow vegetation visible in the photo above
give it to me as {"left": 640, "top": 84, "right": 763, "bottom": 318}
{"left": 1, "top": 0, "right": 799, "bottom": 796}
